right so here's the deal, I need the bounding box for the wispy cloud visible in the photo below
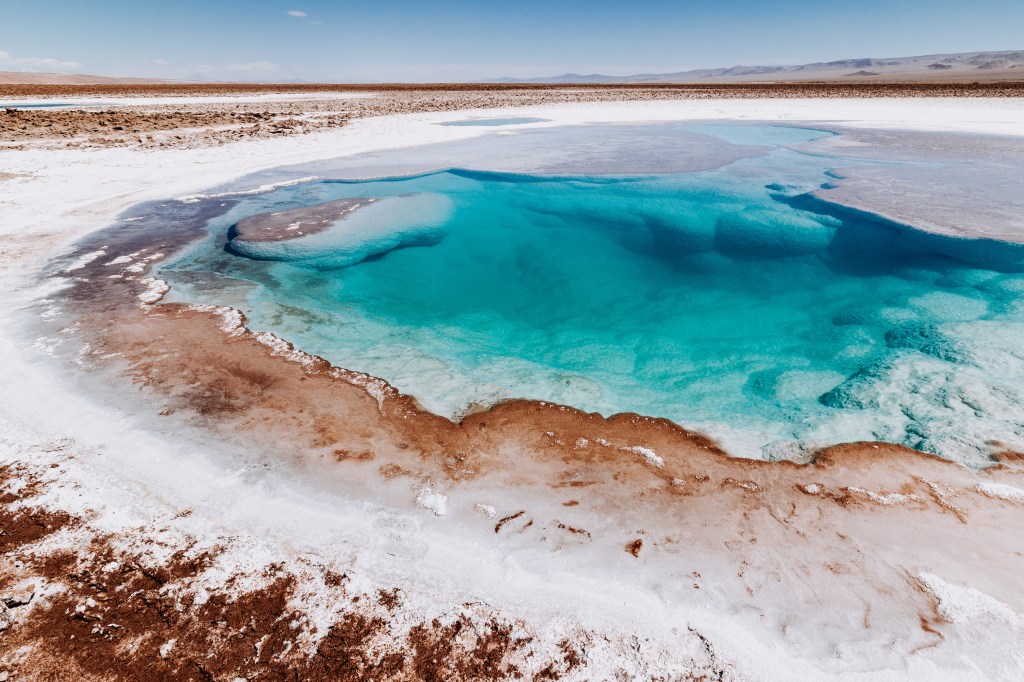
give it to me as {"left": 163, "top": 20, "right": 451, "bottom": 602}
{"left": 0, "top": 49, "right": 82, "bottom": 72}
{"left": 287, "top": 10, "right": 307, "bottom": 17}
{"left": 153, "top": 58, "right": 169, "bottom": 66}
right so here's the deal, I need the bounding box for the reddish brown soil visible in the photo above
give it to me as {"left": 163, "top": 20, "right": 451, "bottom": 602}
{"left": 0, "top": 463, "right": 615, "bottom": 681}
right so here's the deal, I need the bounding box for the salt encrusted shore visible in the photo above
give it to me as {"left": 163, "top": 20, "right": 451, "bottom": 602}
{"left": 2, "top": 94, "right": 1024, "bottom": 680}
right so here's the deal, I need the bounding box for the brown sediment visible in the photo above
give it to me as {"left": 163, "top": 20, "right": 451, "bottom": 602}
{"left": 231, "top": 197, "right": 377, "bottom": 244}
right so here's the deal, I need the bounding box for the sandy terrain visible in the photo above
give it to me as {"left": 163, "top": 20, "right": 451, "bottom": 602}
{"left": 2, "top": 90, "right": 1024, "bottom": 680}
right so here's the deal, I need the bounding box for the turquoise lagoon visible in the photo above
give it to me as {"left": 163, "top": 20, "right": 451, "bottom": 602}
{"left": 160, "top": 124, "right": 1024, "bottom": 464}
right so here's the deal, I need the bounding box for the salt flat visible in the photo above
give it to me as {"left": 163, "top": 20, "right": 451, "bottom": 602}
{"left": 2, "top": 92, "right": 1024, "bottom": 680}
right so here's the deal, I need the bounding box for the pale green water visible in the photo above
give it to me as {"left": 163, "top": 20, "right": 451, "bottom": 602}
{"left": 161, "top": 124, "right": 1024, "bottom": 464}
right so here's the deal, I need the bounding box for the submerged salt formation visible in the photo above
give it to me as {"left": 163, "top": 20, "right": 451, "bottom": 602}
{"left": 230, "top": 197, "right": 377, "bottom": 242}
{"left": 228, "top": 192, "right": 454, "bottom": 267}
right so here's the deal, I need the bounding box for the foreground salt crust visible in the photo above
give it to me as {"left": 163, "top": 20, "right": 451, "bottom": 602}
{"left": 3, "top": 96, "right": 1024, "bottom": 679}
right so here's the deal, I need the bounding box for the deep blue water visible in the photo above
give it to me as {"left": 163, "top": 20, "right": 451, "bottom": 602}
{"left": 160, "top": 124, "right": 1024, "bottom": 463}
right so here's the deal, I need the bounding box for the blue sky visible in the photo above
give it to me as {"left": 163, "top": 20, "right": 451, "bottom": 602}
{"left": 2, "top": 0, "right": 1022, "bottom": 81}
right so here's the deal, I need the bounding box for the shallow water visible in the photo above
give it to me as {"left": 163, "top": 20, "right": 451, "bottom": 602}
{"left": 160, "top": 124, "right": 1024, "bottom": 464}
{"left": 441, "top": 117, "right": 549, "bottom": 126}
{"left": 2, "top": 102, "right": 87, "bottom": 109}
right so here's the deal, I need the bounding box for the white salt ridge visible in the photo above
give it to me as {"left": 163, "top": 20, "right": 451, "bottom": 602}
{"left": 252, "top": 331, "right": 320, "bottom": 368}
{"left": 620, "top": 445, "right": 664, "bottom": 468}
{"left": 975, "top": 482, "right": 1024, "bottom": 503}
{"left": 176, "top": 176, "right": 320, "bottom": 203}
{"left": 474, "top": 503, "right": 497, "bottom": 519}
{"left": 32, "top": 336, "right": 62, "bottom": 356}
{"left": 188, "top": 304, "right": 246, "bottom": 336}
{"left": 845, "top": 486, "right": 922, "bottom": 506}
{"left": 181, "top": 299, "right": 395, "bottom": 412}
{"left": 62, "top": 249, "right": 106, "bottom": 273}
{"left": 328, "top": 368, "right": 393, "bottom": 414}
{"left": 916, "top": 573, "right": 1023, "bottom": 627}
{"left": 159, "top": 639, "right": 176, "bottom": 658}
{"left": 125, "top": 252, "right": 165, "bottom": 275}
{"left": 416, "top": 485, "right": 448, "bottom": 516}
{"left": 137, "top": 278, "right": 170, "bottom": 305}
{"left": 242, "top": 326, "right": 396, "bottom": 414}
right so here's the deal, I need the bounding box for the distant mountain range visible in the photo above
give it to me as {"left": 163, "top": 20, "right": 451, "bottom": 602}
{"left": 490, "top": 50, "right": 1024, "bottom": 84}
{"left": 2, "top": 49, "right": 1022, "bottom": 86}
